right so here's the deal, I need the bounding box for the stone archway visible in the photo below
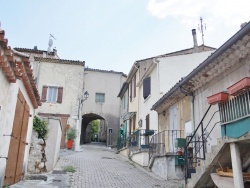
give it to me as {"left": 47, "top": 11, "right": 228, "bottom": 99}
{"left": 80, "top": 113, "right": 107, "bottom": 144}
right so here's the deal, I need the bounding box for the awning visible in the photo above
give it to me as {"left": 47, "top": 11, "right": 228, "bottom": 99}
{"left": 123, "top": 112, "right": 136, "bottom": 121}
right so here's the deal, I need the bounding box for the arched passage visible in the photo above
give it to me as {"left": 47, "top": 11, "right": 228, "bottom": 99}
{"left": 80, "top": 113, "right": 106, "bottom": 144}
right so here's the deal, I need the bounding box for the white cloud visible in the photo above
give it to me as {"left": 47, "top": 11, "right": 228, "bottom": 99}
{"left": 147, "top": 0, "right": 250, "bottom": 26}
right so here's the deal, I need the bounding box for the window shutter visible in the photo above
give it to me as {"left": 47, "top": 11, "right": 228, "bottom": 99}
{"left": 41, "top": 86, "right": 48, "bottom": 102}
{"left": 134, "top": 75, "right": 136, "bottom": 97}
{"left": 57, "top": 87, "right": 63, "bottom": 103}
{"left": 130, "top": 82, "right": 132, "bottom": 102}
{"left": 146, "top": 114, "right": 150, "bottom": 130}
{"left": 143, "top": 77, "right": 151, "bottom": 99}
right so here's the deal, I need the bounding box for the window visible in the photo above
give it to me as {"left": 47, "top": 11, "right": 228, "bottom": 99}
{"left": 41, "top": 85, "right": 63, "bottom": 103}
{"left": 146, "top": 114, "right": 150, "bottom": 130}
{"left": 123, "top": 95, "right": 126, "bottom": 109}
{"left": 130, "top": 75, "right": 136, "bottom": 101}
{"left": 96, "top": 93, "right": 105, "bottom": 103}
{"left": 143, "top": 77, "right": 151, "bottom": 99}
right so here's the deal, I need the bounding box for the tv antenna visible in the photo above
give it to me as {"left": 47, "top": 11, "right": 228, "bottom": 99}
{"left": 47, "top": 34, "right": 56, "bottom": 54}
{"left": 198, "top": 17, "right": 206, "bottom": 48}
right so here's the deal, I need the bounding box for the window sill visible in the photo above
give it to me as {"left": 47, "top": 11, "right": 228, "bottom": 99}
{"left": 144, "top": 95, "right": 151, "bottom": 103}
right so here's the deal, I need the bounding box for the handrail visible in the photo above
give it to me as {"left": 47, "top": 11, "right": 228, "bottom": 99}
{"left": 186, "top": 105, "right": 212, "bottom": 147}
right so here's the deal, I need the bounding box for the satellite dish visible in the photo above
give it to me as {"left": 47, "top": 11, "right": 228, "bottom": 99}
{"left": 48, "top": 38, "right": 53, "bottom": 47}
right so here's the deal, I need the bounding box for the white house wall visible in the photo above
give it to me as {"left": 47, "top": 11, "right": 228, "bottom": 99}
{"left": 34, "top": 61, "right": 84, "bottom": 125}
{"left": 158, "top": 51, "right": 214, "bottom": 95}
{"left": 139, "top": 67, "right": 158, "bottom": 132}
{"left": 83, "top": 70, "right": 126, "bottom": 144}
{"left": 0, "top": 77, "right": 34, "bottom": 186}
{"left": 193, "top": 59, "right": 250, "bottom": 153}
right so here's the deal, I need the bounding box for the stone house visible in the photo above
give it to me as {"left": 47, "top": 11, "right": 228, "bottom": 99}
{"left": 0, "top": 29, "right": 41, "bottom": 187}
{"left": 81, "top": 68, "right": 127, "bottom": 146}
{"left": 15, "top": 47, "right": 85, "bottom": 172}
{"left": 152, "top": 22, "right": 250, "bottom": 187}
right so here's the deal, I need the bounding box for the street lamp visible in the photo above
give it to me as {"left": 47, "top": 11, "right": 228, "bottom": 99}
{"left": 75, "top": 90, "right": 89, "bottom": 151}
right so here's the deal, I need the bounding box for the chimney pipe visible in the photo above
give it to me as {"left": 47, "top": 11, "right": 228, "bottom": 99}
{"left": 192, "top": 29, "right": 198, "bottom": 51}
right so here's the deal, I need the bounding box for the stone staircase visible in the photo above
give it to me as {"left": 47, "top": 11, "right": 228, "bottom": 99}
{"left": 186, "top": 134, "right": 250, "bottom": 188}
{"left": 186, "top": 138, "right": 230, "bottom": 188}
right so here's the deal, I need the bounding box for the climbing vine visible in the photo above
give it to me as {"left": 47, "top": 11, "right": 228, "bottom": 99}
{"left": 33, "top": 116, "right": 48, "bottom": 172}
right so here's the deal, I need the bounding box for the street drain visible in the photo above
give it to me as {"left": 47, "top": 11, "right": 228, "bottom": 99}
{"left": 102, "top": 157, "right": 112, "bottom": 159}
{"left": 25, "top": 175, "right": 47, "bottom": 181}
{"left": 53, "top": 179, "right": 61, "bottom": 182}
{"left": 154, "top": 185, "right": 161, "bottom": 187}
{"left": 52, "top": 170, "right": 66, "bottom": 174}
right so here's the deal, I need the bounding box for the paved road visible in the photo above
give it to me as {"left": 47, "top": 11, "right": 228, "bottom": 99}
{"left": 57, "top": 142, "right": 184, "bottom": 188}
{"left": 11, "top": 143, "right": 184, "bottom": 188}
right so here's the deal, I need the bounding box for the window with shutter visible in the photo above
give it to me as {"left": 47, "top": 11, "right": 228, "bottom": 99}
{"left": 57, "top": 87, "right": 63, "bottom": 103}
{"left": 146, "top": 114, "right": 150, "bottom": 130}
{"left": 130, "top": 81, "right": 132, "bottom": 102}
{"left": 41, "top": 86, "right": 48, "bottom": 102}
{"left": 143, "top": 77, "right": 151, "bottom": 99}
{"left": 133, "top": 75, "right": 136, "bottom": 97}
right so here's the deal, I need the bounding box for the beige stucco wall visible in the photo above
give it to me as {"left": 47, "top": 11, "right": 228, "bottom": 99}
{"left": 0, "top": 56, "right": 35, "bottom": 186}
{"left": 34, "top": 61, "right": 84, "bottom": 121}
{"left": 193, "top": 57, "right": 250, "bottom": 153}
{"left": 82, "top": 70, "right": 126, "bottom": 145}
{"left": 45, "top": 118, "right": 62, "bottom": 172}
{"left": 128, "top": 70, "right": 140, "bottom": 131}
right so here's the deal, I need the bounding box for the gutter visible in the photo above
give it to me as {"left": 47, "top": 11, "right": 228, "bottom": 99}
{"left": 151, "top": 21, "right": 250, "bottom": 111}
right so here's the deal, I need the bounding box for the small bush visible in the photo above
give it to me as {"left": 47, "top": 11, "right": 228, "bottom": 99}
{"left": 63, "top": 165, "right": 76, "bottom": 173}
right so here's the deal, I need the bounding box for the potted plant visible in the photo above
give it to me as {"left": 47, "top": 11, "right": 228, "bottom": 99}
{"left": 227, "top": 77, "right": 250, "bottom": 96}
{"left": 66, "top": 128, "right": 77, "bottom": 149}
{"left": 207, "top": 92, "right": 229, "bottom": 105}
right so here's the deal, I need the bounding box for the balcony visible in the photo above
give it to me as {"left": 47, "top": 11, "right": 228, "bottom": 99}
{"left": 149, "top": 130, "right": 184, "bottom": 161}
{"left": 219, "top": 90, "right": 250, "bottom": 138}
{"left": 129, "top": 129, "right": 155, "bottom": 152}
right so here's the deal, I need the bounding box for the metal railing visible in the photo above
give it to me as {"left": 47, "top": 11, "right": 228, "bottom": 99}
{"left": 219, "top": 90, "right": 250, "bottom": 124}
{"left": 149, "top": 130, "right": 184, "bottom": 161}
{"left": 117, "top": 131, "right": 129, "bottom": 150}
{"left": 129, "top": 129, "right": 155, "bottom": 153}
{"left": 185, "top": 105, "right": 220, "bottom": 181}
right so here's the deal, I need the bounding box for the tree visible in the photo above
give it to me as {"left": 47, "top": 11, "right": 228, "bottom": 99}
{"left": 90, "top": 120, "right": 99, "bottom": 141}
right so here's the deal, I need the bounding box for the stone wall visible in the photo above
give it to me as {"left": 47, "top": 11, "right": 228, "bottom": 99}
{"left": 27, "top": 131, "right": 44, "bottom": 174}
{"left": 151, "top": 155, "right": 184, "bottom": 180}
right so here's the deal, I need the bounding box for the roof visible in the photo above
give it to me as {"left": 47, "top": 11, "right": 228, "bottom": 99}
{"left": 85, "top": 67, "right": 127, "bottom": 77}
{"left": 14, "top": 47, "right": 56, "bottom": 55}
{"left": 151, "top": 21, "right": 250, "bottom": 112}
{"left": 34, "top": 57, "right": 85, "bottom": 66}
{"left": 0, "top": 29, "right": 41, "bottom": 108}
{"left": 136, "top": 45, "right": 216, "bottom": 63}
{"left": 117, "top": 82, "right": 129, "bottom": 98}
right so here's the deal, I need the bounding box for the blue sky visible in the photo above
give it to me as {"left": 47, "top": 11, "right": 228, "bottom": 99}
{"left": 1, "top": 0, "right": 250, "bottom": 74}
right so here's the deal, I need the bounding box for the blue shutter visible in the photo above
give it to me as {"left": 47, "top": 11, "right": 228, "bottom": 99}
{"left": 143, "top": 77, "right": 151, "bottom": 99}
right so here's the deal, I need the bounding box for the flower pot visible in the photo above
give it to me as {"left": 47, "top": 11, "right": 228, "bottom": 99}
{"left": 207, "top": 92, "right": 229, "bottom": 105}
{"left": 67, "top": 140, "right": 73, "bottom": 149}
{"left": 227, "top": 77, "right": 250, "bottom": 96}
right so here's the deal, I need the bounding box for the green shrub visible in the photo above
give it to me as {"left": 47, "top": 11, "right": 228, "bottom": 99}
{"left": 63, "top": 165, "right": 76, "bottom": 173}
{"left": 67, "top": 128, "right": 77, "bottom": 140}
{"left": 33, "top": 116, "right": 48, "bottom": 139}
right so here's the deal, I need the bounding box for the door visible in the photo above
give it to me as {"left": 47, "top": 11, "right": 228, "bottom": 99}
{"left": 169, "top": 103, "right": 178, "bottom": 152}
{"left": 4, "top": 90, "right": 30, "bottom": 186}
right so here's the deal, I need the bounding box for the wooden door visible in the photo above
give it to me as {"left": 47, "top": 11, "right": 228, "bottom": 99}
{"left": 4, "top": 90, "right": 30, "bottom": 186}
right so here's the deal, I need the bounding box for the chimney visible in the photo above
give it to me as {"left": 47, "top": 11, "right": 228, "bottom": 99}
{"left": 53, "top": 48, "right": 57, "bottom": 55}
{"left": 192, "top": 29, "right": 198, "bottom": 51}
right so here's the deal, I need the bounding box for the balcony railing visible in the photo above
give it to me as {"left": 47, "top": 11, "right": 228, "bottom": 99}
{"left": 149, "top": 130, "right": 184, "bottom": 161}
{"left": 219, "top": 90, "right": 250, "bottom": 124}
{"left": 129, "top": 129, "right": 155, "bottom": 153}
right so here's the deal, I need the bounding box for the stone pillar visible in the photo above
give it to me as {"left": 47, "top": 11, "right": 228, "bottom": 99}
{"left": 230, "top": 142, "right": 244, "bottom": 188}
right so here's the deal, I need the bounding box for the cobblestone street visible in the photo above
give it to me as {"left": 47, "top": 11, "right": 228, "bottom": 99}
{"left": 56, "top": 143, "right": 184, "bottom": 188}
